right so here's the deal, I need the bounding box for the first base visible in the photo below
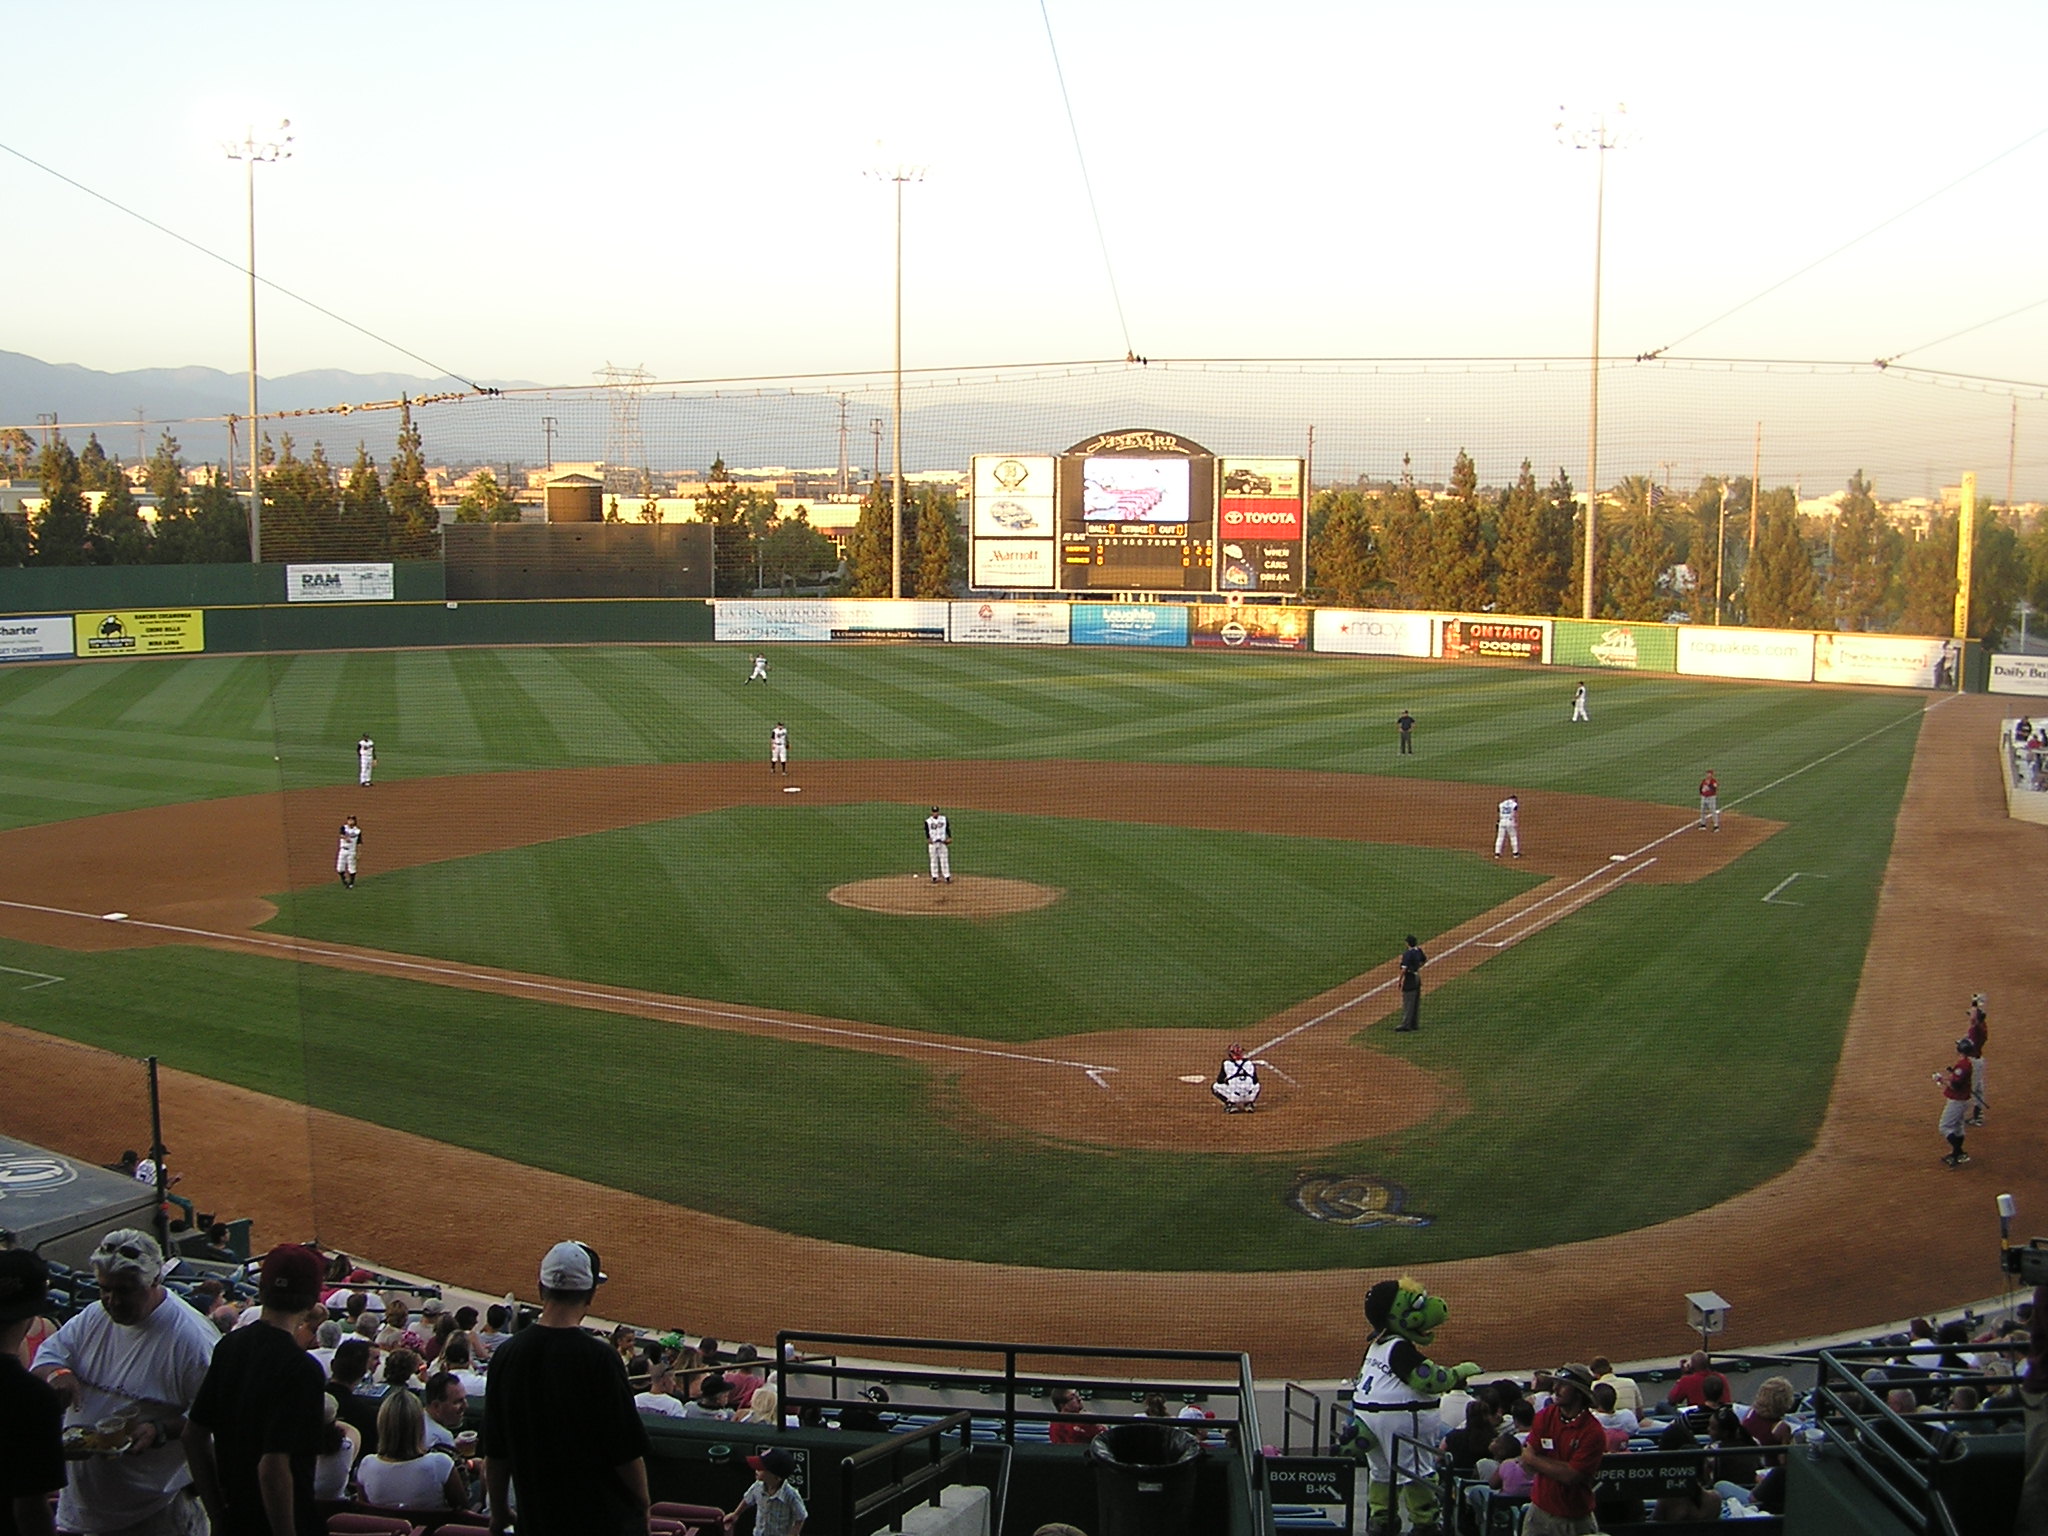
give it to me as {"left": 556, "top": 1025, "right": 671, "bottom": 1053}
{"left": 783, "top": 786, "right": 802, "bottom": 793}
{"left": 1608, "top": 854, "right": 1628, "bottom": 862}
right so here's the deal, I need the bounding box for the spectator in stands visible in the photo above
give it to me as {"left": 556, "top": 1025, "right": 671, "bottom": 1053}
{"left": 310, "top": 1393, "right": 358, "bottom": 1504}
{"left": 325, "top": 1340, "right": 380, "bottom": 1454}
{"left": 1478, "top": 1428, "right": 1533, "bottom": 1521}
{"left": 422, "top": 1372, "right": 469, "bottom": 1452}
{"left": 382, "top": 1299, "right": 425, "bottom": 1356}
{"left": 380, "top": 1348, "right": 422, "bottom": 1391}
{"left": 1742, "top": 1375, "right": 1798, "bottom": 1451}
{"left": 1, "top": 1247, "right": 64, "bottom": 1536}
{"left": 1663, "top": 1351, "right": 1729, "bottom": 1412}
{"left": 358, "top": 1389, "right": 463, "bottom": 1512}
{"left": 838, "top": 1385, "right": 890, "bottom": 1434}
{"left": 1589, "top": 1382, "right": 1637, "bottom": 1447}
{"left": 1048, "top": 1387, "right": 1103, "bottom": 1445}
{"left": 482, "top": 1240, "right": 650, "bottom": 1536}
{"left": 741, "top": 1386, "right": 781, "bottom": 1426}
{"left": 1678, "top": 1374, "right": 1728, "bottom": 1434}
{"left": 724, "top": 1344, "right": 766, "bottom": 1410}
{"left": 697, "top": 1337, "right": 724, "bottom": 1367}
{"left": 1519, "top": 1362, "right": 1605, "bottom": 1536}
{"left": 308, "top": 1321, "right": 342, "bottom": 1377}
{"left": 1143, "top": 1392, "right": 1170, "bottom": 1419}
{"left": 183, "top": 1242, "right": 328, "bottom": 1536}
{"left": 1590, "top": 1356, "right": 1643, "bottom": 1416}
{"left": 1442, "top": 1397, "right": 1504, "bottom": 1472}
{"left": 474, "top": 1304, "right": 512, "bottom": 1361}
{"left": 440, "top": 1335, "right": 488, "bottom": 1401}
{"left": 669, "top": 1342, "right": 708, "bottom": 1400}
{"left": 681, "top": 1374, "right": 735, "bottom": 1420}
{"left": 724, "top": 1447, "right": 805, "bottom": 1536}
{"left": 35, "top": 1228, "right": 220, "bottom": 1536}
{"left": 1503, "top": 1396, "right": 1537, "bottom": 1447}
{"left": 1649, "top": 1420, "right": 1719, "bottom": 1523}
{"left": 2014, "top": 1282, "right": 2047, "bottom": 1536}
{"left": 634, "top": 1357, "right": 684, "bottom": 1418}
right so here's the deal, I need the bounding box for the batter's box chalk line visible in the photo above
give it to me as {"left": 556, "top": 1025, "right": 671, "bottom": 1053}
{"left": 0, "top": 964, "right": 64, "bottom": 990}
{"left": 1761, "top": 872, "right": 1832, "bottom": 907}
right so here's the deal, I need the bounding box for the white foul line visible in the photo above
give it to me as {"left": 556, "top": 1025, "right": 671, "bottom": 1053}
{"left": 0, "top": 897, "right": 1120, "bottom": 1080}
{"left": 1762, "top": 872, "right": 1830, "bottom": 906}
{"left": 0, "top": 964, "right": 64, "bottom": 990}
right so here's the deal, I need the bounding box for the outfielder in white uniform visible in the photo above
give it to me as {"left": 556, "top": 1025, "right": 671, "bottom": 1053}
{"left": 769, "top": 723, "right": 789, "bottom": 775}
{"left": 1212, "top": 1046, "right": 1261, "bottom": 1112}
{"left": 1494, "top": 794, "right": 1521, "bottom": 858}
{"left": 336, "top": 815, "right": 363, "bottom": 889}
{"left": 1570, "top": 682, "right": 1590, "bottom": 722}
{"left": 357, "top": 734, "right": 376, "bottom": 786}
{"left": 925, "top": 807, "right": 952, "bottom": 883}
{"left": 747, "top": 654, "right": 768, "bottom": 684}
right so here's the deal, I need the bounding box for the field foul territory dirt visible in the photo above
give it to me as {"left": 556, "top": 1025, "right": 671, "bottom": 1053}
{"left": 3, "top": 712, "right": 2042, "bottom": 1377}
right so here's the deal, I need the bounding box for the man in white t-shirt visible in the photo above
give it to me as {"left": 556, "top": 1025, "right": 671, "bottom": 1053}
{"left": 33, "top": 1228, "right": 220, "bottom": 1536}
{"left": 634, "top": 1358, "right": 685, "bottom": 1418}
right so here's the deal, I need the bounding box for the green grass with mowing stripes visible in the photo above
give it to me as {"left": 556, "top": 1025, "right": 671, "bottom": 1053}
{"left": 0, "top": 644, "right": 1929, "bottom": 1267}
{"left": 266, "top": 808, "right": 1540, "bottom": 1040}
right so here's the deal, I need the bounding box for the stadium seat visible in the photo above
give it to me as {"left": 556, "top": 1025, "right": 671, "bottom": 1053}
{"left": 326, "top": 1515, "right": 418, "bottom": 1536}
{"left": 650, "top": 1501, "right": 724, "bottom": 1534}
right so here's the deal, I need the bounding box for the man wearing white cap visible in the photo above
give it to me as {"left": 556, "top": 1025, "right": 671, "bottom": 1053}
{"left": 483, "top": 1241, "right": 651, "bottom": 1536}
{"left": 33, "top": 1229, "right": 220, "bottom": 1536}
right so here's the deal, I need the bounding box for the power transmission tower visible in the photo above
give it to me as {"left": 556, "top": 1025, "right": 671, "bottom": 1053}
{"left": 597, "top": 363, "right": 651, "bottom": 495}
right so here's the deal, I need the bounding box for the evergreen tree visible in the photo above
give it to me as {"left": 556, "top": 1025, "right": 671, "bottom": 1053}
{"left": 842, "top": 482, "right": 896, "bottom": 596}
{"left": 1604, "top": 483, "right": 1667, "bottom": 621}
{"left": 1375, "top": 458, "right": 1431, "bottom": 607}
{"left": 1, "top": 427, "right": 37, "bottom": 477}
{"left": 1543, "top": 468, "right": 1579, "bottom": 615}
{"left": 1492, "top": 462, "right": 1552, "bottom": 616}
{"left": 2023, "top": 515, "right": 2048, "bottom": 622}
{"left": 455, "top": 468, "right": 521, "bottom": 523}
{"left": 758, "top": 507, "right": 838, "bottom": 590}
{"left": 1422, "top": 448, "right": 1491, "bottom": 610}
{"left": 1747, "top": 498, "right": 1819, "bottom": 627}
{"left": 90, "top": 473, "right": 151, "bottom": 564}
{"left": 0, "top": 504, "right": 26, "bottom": 565}
{"left": 76, "top": 433, "right": 114, "bottom": 493}
{"left": 32, "top": 438, "right": 91, "bottom": 565}
{"left": 339, "top": 446, "right": 392, "bottom": 558}
{"left": 1824, "top": 470, "right": 1898, "bottom": 632}
{"left": 1307, "top": 490, "right": 1380, "bottom": 604}
{"left": 387, "top": 397, "right": 439, "bottom": 559}
{"left": 187, "top": 472, "right": 253, "bottom": 564}
{"left": 1682, "top": 479, "right": 1728, "bottom": 622}
{"left": 695, "top": 457, "right": 763, "bottom": 596}
{"left": 911, "top": 485, "right": 962, "bottom": 597}
{"left": 261, "top": 435, "right": 342, "bottom": 563}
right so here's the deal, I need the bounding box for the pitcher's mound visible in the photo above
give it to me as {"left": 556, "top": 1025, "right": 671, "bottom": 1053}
{"left": 828, "top": 875, "right": 1064, "bottom": 917}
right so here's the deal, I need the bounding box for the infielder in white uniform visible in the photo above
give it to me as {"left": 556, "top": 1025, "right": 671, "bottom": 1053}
{"left": 769, "top": 722, "right": 789, "bottom": 774}
{"left": 1494, "top": 793, "right": 1521, "bottom": 858}
{"left": 336, "top": 815, "right": 363, "bottom": 888}
{"left": 357, "top": 734, "right": 376, "bottom": 786}
{"left": 1570, "top": 682, "right": 1590, "bottom": 722}
{"left": 1212, "top": 1046, "right": 1261, "bottom": 1112}
{"left": 747, "top": 654, "right": 768, "bottom": 684}
{"left": 925, "top": 807, "right": 952, "bottom": 882}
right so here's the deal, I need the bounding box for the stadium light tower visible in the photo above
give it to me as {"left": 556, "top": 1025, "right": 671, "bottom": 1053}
{"left": 226, "top": 120, "right": 292, "bottom": 564}
{"left": 1556, "top": 105, "right": 1629, "bottom": 619}
{"left": 868, "top": 157, "right": 925, "bottom": 599}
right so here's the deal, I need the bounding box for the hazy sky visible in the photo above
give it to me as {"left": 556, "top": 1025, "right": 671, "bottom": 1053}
{"left": 6, "top": 1, "right": 2047, "bottom": 392}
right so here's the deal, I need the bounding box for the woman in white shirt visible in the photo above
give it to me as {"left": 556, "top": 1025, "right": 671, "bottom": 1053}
{"left": 312, "top": 1394, "right": 362, "bottom": 1503}
{"left": 357, "top": 1389, "right": 464, "bottom": 1511}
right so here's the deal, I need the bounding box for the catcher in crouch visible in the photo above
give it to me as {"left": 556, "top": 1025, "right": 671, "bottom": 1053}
{"left": 1212, "top": 1045, "right": 1262, "bottom": 1112}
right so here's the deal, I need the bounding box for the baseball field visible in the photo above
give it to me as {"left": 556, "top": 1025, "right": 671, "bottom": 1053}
{"left": 1, "top": 641, "right": 2040, "bottom": 1376}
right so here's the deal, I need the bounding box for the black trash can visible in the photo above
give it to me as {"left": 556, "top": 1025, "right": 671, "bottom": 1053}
{"left": 1089, "top": 1423, "right": 1203, "bottom": 1536}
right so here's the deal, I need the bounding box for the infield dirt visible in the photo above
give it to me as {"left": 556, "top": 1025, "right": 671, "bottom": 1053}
{"left": 2, "top": 700, "right": 2041, "bottom": 1376}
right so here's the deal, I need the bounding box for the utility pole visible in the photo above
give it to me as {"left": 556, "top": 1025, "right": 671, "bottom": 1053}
{"left": 1557, "top": 104, "right": 1630, "bottom": 620}
{"left": 135, "top": 407, "right": 147, "bottom": 466}
{"left": 2006, "top": 397, "right": 2018, "bottom": 513}
{"left": 542, "top": 415, "right": 557, "bottom": 472}
{"left": 35, "top": 412, "right": 57, "bottom": 448}
{"left": 1749, "top": 422, "right": 1763, "bottom": 556}
{"left": 837, "top": 394, "right": 852, "bottom": 495}
{"left": 868, "top": 160, "right": 925, "bottom": 599}
{"left": 225, "top": 120, "right": 292, "bottom": 564}
{"left": 870, "top": 418, "right": 884, "bottom": 492}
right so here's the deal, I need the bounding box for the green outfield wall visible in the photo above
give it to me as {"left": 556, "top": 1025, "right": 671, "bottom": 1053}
{"left": 0, "top": 561, "right": 447, "bottom": 609}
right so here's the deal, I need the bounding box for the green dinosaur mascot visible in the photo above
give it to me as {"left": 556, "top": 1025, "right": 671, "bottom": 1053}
{"left": 1349, "top": 1276, "right": 1480, "bottom": 1536}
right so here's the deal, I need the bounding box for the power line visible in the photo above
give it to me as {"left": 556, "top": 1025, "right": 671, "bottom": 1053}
{"left": 1036, "top": 0, "right": 1136, "bottom": 360}
{"left": 1876, "top": 292, "right": 2048, "bottom": 367}
{"left": 0, "top": 137, "right": 496, "bottom": 397}
{"left": 1640, "top": 122, "right": 2048, "bottom": 359}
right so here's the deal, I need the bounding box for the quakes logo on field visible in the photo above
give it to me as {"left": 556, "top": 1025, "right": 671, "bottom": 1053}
{"left": 1286, "top": 1171, "right": 1433, "bottom": 1229}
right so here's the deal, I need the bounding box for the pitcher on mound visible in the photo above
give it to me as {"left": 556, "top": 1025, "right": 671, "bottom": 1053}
{"left": 925, "top": 807, "right": 952, "bottom": 883}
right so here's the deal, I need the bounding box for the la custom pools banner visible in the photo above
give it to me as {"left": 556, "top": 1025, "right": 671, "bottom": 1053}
{"left": 1677, "top": 625, "right": 1815, "bottom": 682}
{"left": 1990, "top": 653, "right": 2048, "bottom": 697}
{"left": 1550, "top": 618, "right": 1676, "bottom": 672}
{"left": 1813, "top": 633, "right": 1962, "bottom": 690}
{"left": 715, "top": 599, "right": 948, "bottom": 642}
{"left": 74, "top": 610, "right": 204, "bottom": 657}
{"left": 0, "top": 615, "right": 76, "bottom": 662}
{"left": 1313, "top": 609, "right": 1434, "bottom": 657}
{"left": 1189, "top": 603, "right": 1308, "bottom": 649}
{"left": 1070, "top": 603, "right": 1189, "bottom": 648}
{"left": 948, "top": 601, "right": 1071, "bottom": 645}
{"left": 1438, "top": 616, "right": 1551, "bottom": 663}
{"left": 286, "top": 562, "right": 395, "bottom": 601}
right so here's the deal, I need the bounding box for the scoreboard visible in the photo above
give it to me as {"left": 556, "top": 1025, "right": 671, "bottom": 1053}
{"left": 971, "top": 429, "right": 1305, "bottom": 596}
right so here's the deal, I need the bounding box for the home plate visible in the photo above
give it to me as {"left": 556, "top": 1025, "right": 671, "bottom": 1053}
{"left": 1608, "top": 854, "right": 1628, "bottom": 862}
{"left": 783, "top": 786, "right": 802, "bottom": 793}
{"left": 1177, "top": 1074, "right": 1207, "bottom": 1084}
{"left": 102, "top": 912, "right": 129, "bottom": 921}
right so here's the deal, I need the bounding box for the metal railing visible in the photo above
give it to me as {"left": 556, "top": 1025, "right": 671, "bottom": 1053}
{"left": 839, "top": 1410, "right": 999, "bottom": 1536}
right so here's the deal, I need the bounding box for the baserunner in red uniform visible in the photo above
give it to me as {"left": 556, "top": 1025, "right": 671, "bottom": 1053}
{"left": 1697, "top": 771, "right": 1720, "bottom": 830}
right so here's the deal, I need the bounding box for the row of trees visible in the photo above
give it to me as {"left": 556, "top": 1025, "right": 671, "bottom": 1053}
{"left": 1307, "top": 453, "right": 2047, "bottom": 644}
{"left": 3, "top": 429, "right": 250, "bottom": 567}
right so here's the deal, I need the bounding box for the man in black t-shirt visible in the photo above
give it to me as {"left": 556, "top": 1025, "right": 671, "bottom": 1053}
{"left": 1, "top": 1249, "right": 63, "bottom": 1536}
{"left": 1395, "top": 935, "right": 1426, "bottom": 1033}
{"left": 184, "top": 1245, "right": 327, "bottom": 1536}
{"left": 484, "top": 1241, "right": 651, "bottom": 1536}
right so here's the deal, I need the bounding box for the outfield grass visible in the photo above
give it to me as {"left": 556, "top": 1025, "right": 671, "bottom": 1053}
{"left": 0, "top": 644, "right": 1927, "bottom": 1267}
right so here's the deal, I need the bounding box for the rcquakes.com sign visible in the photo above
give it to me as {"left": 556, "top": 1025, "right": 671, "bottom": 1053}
{"left": 1219, "top": 502, "right": 1302, "bottom": 538}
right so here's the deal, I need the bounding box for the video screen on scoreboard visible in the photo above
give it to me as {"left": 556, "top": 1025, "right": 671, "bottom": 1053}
{"left": 1082, "top": 457, "right": 1189, "bottom": 524}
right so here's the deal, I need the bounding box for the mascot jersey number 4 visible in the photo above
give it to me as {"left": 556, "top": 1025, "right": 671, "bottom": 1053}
{"left": 1349, "top": 1277, "right": 1480, "bottom": 1536}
